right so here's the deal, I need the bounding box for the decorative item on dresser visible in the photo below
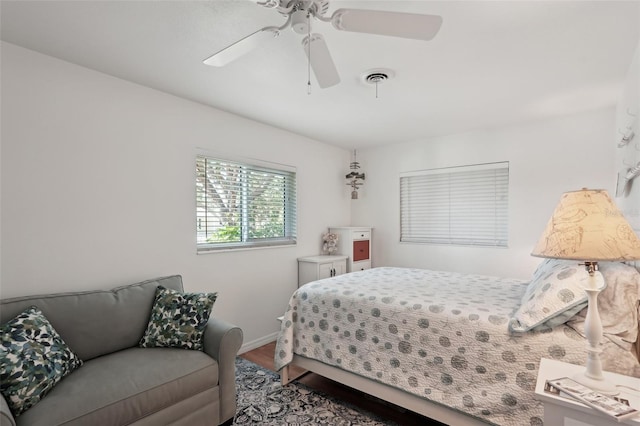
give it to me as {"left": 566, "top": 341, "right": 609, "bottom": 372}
{"left": 321, "top": 231, "right": 339, "bottom": 254}
{"left": 329, "top": 226, "right": 372, "bottom": 272}
{"left": 531, "top": 188, "right": 640, "bottom": 394}
{"left": 297, "top": 255, "right": 348, "bottom": 287}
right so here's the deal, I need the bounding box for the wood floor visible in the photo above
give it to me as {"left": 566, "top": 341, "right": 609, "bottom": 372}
{"left": 240, "top": 341, "right": 445, "bottom": 425}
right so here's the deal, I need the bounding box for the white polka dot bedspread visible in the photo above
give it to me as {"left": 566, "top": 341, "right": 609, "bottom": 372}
{"left": 274, "top": 267, "right": 638, "bottom": 426}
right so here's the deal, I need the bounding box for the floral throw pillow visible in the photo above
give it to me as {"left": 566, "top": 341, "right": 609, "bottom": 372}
{"left": 139, "top": 286, "right": 217, "bottom": 351}
{"left": 509, "top": 259, "right": 590, "bottom": 332}
{"left": 0, "top": 306, "right": 83, "bottom": 417}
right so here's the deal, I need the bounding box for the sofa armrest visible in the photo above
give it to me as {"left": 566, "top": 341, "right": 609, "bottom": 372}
{"left": 203, "top": 317, "right": 243, "bottom": 425}
{"left": 1, "top": 394, "right": 16, "bottom": 426}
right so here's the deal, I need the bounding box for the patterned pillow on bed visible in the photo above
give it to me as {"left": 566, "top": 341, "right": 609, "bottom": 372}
{"left": 509, "top": 259, "right": 590, "bottom": 332}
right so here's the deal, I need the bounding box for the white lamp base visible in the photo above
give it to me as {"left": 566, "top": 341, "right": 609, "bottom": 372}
{"left": 575, "top": 266, "right": 619, "bottom": 396}
{"left": 571, "top": 371, "right": 618, "bottom": 395}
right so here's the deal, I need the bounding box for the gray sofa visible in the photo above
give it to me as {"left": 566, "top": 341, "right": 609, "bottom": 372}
{"left": 0, "top": 275, "right": 243, "bottom": 426}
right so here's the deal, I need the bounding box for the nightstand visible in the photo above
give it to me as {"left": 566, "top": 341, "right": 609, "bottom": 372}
{"left": 535, "top": 358, "right": 640, "bottom": 426}
{"left": 297, "top": 255, "right": 348, "bottom": 287}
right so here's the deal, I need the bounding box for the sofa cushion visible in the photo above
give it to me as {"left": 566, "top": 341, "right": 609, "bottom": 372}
{"left": 0, "top": 307, "right": 83, "bottom": 417}
{"left": 0, "top": 276, "right": 184, "bottom": 361}
{"left": 16, "top": 347, "right": 219, "bottom": 426}
{"left": 139, "top": 286, "right": 217, "bottom": 351}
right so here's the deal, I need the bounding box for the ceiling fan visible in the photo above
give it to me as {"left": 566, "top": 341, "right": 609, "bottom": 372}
{"left": 203, "top": 0, "right": 443, "bottom": 89}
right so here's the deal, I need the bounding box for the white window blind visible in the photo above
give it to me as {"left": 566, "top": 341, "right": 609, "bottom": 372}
{"left": 400, "top": 162, "right": 509, "bottom": 247}
{"left": 196, "top": 154, "right": 297, "bottom": 252}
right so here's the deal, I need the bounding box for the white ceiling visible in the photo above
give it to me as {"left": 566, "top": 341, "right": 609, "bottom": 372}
{"left": 1, "top": 1, "right": 639, "bottom": 149}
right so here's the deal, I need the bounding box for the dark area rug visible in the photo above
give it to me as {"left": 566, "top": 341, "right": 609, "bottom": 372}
{"left": 233, "top": 357, "right": 399, "bottom": 425}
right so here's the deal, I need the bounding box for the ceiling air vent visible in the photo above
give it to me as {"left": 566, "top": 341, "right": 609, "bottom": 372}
{"left": 365, "top": 72, "right": 389, "bottom": 84}
{"left": 361, "top": 68, "right": 395, "bottom": 98}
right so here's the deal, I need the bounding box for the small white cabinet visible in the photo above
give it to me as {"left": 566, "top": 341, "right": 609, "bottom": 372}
{"left": 329, "top": 226, "right": 372, "bottom": 272}
{"left": 297, "top": 255, "right": 348, "bottom": 287}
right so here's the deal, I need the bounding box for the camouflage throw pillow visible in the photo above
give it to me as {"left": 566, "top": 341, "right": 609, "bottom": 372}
{"left": 0, "top": 306, "right": 83, "bottom": 417}
{"left": 139, "top": 286, "right": 217, "bottom": 351}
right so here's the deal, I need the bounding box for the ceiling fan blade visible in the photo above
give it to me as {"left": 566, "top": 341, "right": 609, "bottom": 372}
{"left": 203, "top": 27, "right": 280, "bottom": 67}
{"left": 331, "top": 9, "right": 442, "bottom": 41}
{"left": 302, "top": 33, "right": 340, "bottom": 89}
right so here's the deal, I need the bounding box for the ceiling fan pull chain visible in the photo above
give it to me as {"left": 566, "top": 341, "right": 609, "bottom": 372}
{"left": 307, "top": 11, "right": 312, "bottom": 95}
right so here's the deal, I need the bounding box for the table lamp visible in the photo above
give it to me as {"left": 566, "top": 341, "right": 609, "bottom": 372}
{"left": 531, "top": 188, "right": 640, "bottom": 394}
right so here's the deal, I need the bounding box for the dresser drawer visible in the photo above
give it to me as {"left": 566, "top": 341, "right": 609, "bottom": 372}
{"left": 352, "top": 261, "right": 371, "bottom": 271}
{"left": 353, "top": 230, "right": 370, "bottom": 240}
{"left": 353, "top": 240, "right": 370, "bottom": 261}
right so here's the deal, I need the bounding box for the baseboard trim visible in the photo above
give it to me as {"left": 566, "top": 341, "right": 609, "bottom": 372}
{"left": 238, "top": 332, "right": 278, "bottom": 354}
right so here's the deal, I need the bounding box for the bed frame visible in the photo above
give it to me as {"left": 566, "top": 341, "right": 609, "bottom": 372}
{"left": 281, "top": 355, "right": 488, "bottom": 426}
{"left": 280, "top": 263, "right": 640, "bottom": 425}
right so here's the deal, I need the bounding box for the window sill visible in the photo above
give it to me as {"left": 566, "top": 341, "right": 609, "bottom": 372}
{"left": 197, "top": 241, "right": 296, "bottom": 254}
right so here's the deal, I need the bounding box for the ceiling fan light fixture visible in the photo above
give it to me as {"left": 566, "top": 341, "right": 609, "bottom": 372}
{"left": 291, "top": 9, "right": 309, "bottom": 34}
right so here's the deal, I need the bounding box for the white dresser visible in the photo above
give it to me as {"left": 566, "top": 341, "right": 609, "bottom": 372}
{"left": 329, "top": 226, "right": 372, "bottom": 272}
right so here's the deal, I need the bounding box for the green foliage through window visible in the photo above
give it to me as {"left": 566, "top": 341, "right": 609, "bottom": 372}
{"left": 196, "top": 155, "right": 297, "bottom": 251}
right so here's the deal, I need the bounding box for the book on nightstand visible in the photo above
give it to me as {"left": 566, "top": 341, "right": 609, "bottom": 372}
{"left": 545, "top": 377, "right": 639, "bottom": 422}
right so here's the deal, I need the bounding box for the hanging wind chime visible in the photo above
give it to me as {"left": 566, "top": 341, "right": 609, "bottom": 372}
{"left": 345, "top": 150, "right": 365, "bottom": 199}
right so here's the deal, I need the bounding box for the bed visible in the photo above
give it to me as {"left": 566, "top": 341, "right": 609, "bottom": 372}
{"left": 274, "top": 261, "right": 640, "bottom": 426}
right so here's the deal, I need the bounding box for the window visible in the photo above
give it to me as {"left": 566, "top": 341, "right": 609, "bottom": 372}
{"left": 196, "top": 154, "right": 297, "bottom": 252}
{"left": 400, "top": 162, "right": 509, "bottom": 247}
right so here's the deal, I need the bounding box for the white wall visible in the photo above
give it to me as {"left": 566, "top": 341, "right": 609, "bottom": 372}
{"left": 352, "top": 109, "right": 616, "bottom": 280}
{"left": 0, "top": 42, "right": 351, "bottom": 350}
{"left": 615, "top": 39, "right": 640, "bottom": 234}
{"left": 0, "top": 40, "right": 628, "bottom": 350}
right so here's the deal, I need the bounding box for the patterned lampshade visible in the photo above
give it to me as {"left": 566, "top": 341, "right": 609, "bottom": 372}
{"left": 531, "top": 188, "right": 640, "bottom": 261}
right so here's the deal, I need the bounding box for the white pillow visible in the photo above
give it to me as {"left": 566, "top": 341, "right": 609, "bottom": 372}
{"left": 509, "top": 259, "right": 589, "bottom": 332}
{"left": 567, "top": 262, "right": 640, "bottom": 349}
